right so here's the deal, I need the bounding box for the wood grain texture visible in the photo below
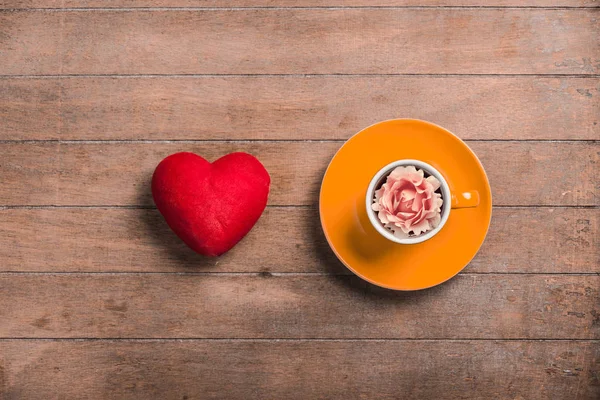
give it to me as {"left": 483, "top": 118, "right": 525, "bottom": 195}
{"left": 0, "top": 142, "right": 597, "bottom": 206}
{"left": 1, "top": 9, "right": 598, "bottom": 75}
{"left": 1, "top": 1, "right": 598, "bottom": 398}
{"left": 1, "top": 274, "right": 598, "bottom": 339}
{"left": 0, "top": 207, "right": 597, "bottom": 273}
{"left": 2, "top": 0, "right": 599, "bottom": 8}
{"left": 2, "top": 76, "right": 598, "bottom": 140}
{"left": 1, "top": 340, "right": 599, "bottom": 399}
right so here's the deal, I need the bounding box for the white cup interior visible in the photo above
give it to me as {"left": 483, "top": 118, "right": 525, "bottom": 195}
{"left": 366, "top": 160, "right": 451, "bottom": 244}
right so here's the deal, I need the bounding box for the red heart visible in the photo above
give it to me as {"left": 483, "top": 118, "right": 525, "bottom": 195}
{"left": 151, "top": 152, "right": 270, "bottom": 257}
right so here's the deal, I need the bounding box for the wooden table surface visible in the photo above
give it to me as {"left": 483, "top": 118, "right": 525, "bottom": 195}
{"left": 0, "top": 1, "right": 598, "bottom": 399}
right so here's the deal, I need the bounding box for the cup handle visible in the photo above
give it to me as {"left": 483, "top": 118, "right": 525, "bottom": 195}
{"left": 451, "top": 191, "right": 480, "bottom": 209}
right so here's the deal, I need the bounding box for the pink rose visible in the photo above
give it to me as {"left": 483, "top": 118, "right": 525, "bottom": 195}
{"left": 371, "top": 166, "right": 443, "bottom": 238}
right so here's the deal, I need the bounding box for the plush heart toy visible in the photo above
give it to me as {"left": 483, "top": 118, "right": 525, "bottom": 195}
{"left": 152, "top": 152, "right": 270, "bottom": 257}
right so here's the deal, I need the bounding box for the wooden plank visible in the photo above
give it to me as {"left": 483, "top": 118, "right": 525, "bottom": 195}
{"left": 1, "top": 340, "right": 598, "bottom": 399}
{"left": 2, "top": 76, "right": 598, "bottom": 141}
{"left": 2, "top": 0, "right": 598, "bottom": 9}
{"left": 0, "top": 9, "right": 597, "bottom": 75}
{"left": 0, "top": 142, "right": 597, "bottom": 206}
{"left": 0, "top": 144, "right": 61, "bottom": 206}
{"left": 0, "top": 207, "right": 597, "bottom": 273}
{"left": 1, "top": 274, "right": 598, "bottom": 338}
{"left": 474, "top": 208, "right": 599, "bottom": 273}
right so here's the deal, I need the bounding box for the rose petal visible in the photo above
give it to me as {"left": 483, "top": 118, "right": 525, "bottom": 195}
{"left": 410, "top": 218, "right": 431, "bottom": 236}
{"left": 429, "top": 212, "right": 441, "bottom": 229}
{"left": 392, "top": 190, "right": 402, "bottom": 211}
{"left": 426, "top": 175, "right": 441, "bottom": 191}
{"left": 396, "top": 211, "right": 415, "bottom": 219}
{"left": 400, "top": 187, "right": 416, "bottom": 202}
{"left": 413, "top": 192, "right": 429, "bottom": 212}
{"left": 398, "top": 199, "right": 412, "bottom": 213}
{"left": 415, "top": 181, "right": 430, "bottom": 194}
{"left": 389, "top": 179, "right": 403, "bottom": 192}
{"left": 390, "top": 166, "right": 424, "bottom": 186}
{"left": 377, "top": 209, "right": 390, "bottom": 224}
{"left": 395, "top": 220, "right": 412, "bottom": 234}
{"left": 386, "top": 213, "right": 401, "bottom": 223}
{"left": 392, "top": 227, "right": 410, "bottom": 239}
{"left": 382, "top": 187, "right": 395, "bottom": 211}
{"left": 388, "top": 166, "right": 408, "bottom": 180}
{"left": 405, "top": 208, "right": 424, "bottom": 228}
{"left": 422, "top": 195, "right": 434, "bottom": 212}
{"left": 434, "top": 193, "right": 444, "bottom": 210}
{"left": 408, "top": 167, "right": 425, "bottom": 185}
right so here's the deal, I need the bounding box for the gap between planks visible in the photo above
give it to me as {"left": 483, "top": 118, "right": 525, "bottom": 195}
{"left": 0, "top": 338, "right": 598, "bottom": 342}
{"left": 1, "top": 205, "right": 598, "bottom": 209}
{"left": 0, "top": 139, "right": 597, "bottom": 144}
{"left": 1, "top": 74, "right": 599, "bottom": 78}
{"left": 1, "top": 6, "right": 600, "bottom": 11}
{"left": 0, "top": 272, "right": 597, "bottom": 275}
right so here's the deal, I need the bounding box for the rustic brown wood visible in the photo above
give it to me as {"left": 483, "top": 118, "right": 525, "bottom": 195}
{"left": 1, "top": 9, "right": 597, "bottom": 75}
{"left": 0, "top": 207, "right": 597, "bottom": 273}
{"left": 0, "top": 142, "right": 596, "bottom": 206}
{"left": 2, "top": 0, "right": 598, "bottom": 8}
{"left": 1, "top": 340, "right": 598, "bottom": 399}
{"left": 1, "top": 274, "right": 598, "bottom": 339}
{"left": 2, "top": 76, "right": 598, "bottom": 141}
{"left": 1, "top": 2, "right": 598, "bottom": 397}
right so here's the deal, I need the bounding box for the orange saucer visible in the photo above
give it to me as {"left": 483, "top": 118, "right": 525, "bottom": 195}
{"left": 319, "top": 119, "right": 492, "bottom": 290}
